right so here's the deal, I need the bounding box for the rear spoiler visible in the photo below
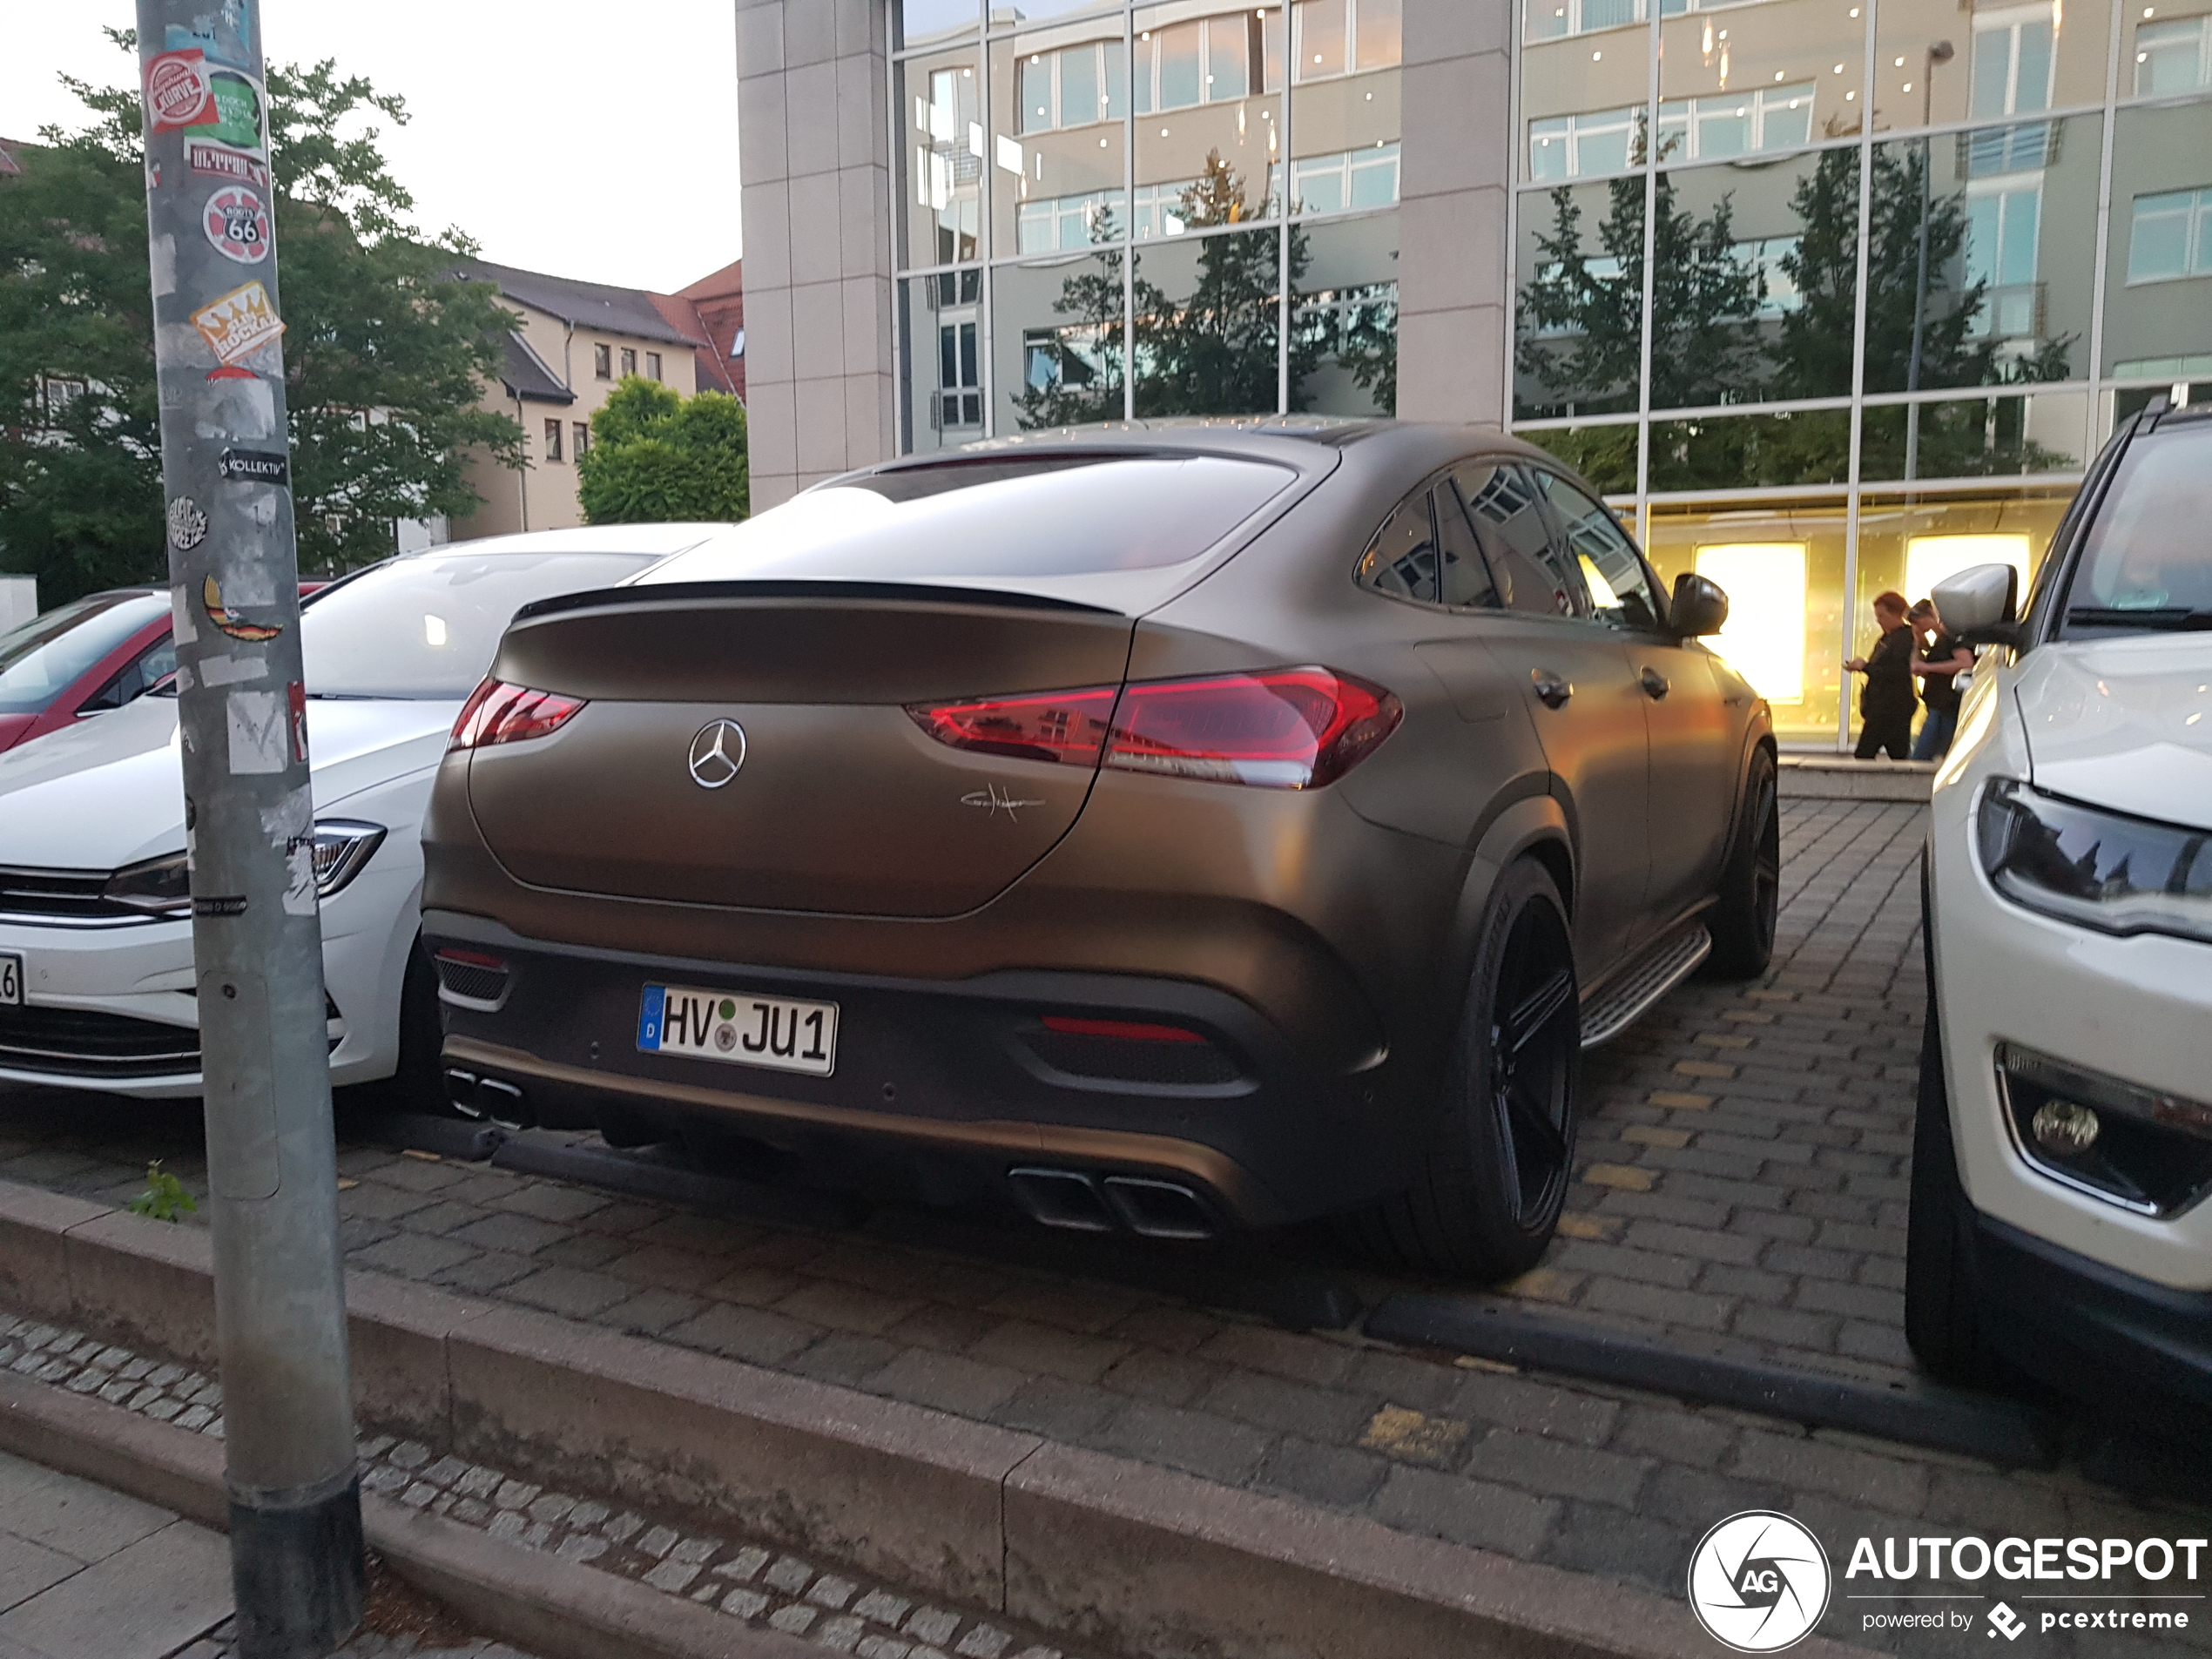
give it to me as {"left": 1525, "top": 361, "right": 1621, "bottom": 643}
{"left": 512, "top": 578, "right": 1118, "bottom": 626}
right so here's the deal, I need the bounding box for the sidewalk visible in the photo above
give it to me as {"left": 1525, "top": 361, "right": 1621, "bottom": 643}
{"left": 0, "top": 1447, "right": 523, "bottom": 1659}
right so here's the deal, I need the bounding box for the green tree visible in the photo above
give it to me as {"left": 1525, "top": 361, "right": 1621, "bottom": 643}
{"left": 0, "top": 34, "right": 523, "bottom": 601}
{"left": 576, "top": 377, "right": 749, "bottom": 524}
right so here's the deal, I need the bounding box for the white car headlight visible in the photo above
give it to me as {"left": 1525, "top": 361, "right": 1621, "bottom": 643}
{"left": 1976, "top": 779, "right": 2212, "bottom": 946}
{"left": 310, "top": 820, "right": 387, "bottom": 899}
{"left": 102, "top": 851, "right": 193, "bottom": 916}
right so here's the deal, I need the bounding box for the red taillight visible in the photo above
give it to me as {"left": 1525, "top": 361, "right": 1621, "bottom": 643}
{"left": 1042, "top": 1015, "right": 1207, "bottom": 1044}
{"left": 1106, "top": 668, "right": 1400, "bottom": 789}
{"left": 908, "top": 668, "right": 1400, "bottom": 788}
{"left": 448, "top": 678, "right": 587, "bottom": 752}
{"left": 905, "top": 685, "right": 1118, "bottom": 765}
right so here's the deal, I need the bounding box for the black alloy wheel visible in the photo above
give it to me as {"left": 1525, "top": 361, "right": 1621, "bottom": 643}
{"left": 1351, "top": 858, "right": 1581, "bottom": 1280}
{"left": 1708, "top": 748, "right": 1780, "bottom": 979}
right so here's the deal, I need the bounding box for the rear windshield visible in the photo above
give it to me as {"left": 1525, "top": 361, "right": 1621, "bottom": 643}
{"left": 637, "top": 455, "right": 1297, "bottom": 585}
{"left": 302, "top": 550, "right": 658, "bottom": 698}
{"left": 2061, "top": 421, "right": 2212, "bottom": 637}
{"left": 0, "top": 592, "right": 167, "bottom": 714}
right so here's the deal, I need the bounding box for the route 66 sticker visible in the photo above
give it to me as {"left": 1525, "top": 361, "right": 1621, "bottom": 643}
{"left": 204, "top": 184, "right": 270, "bottom": 263}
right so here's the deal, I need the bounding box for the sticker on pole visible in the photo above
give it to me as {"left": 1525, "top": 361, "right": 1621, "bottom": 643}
{"left": 145, "top": 51, "right": 214, "bottom": 132}
{"left": 203, "top": 575, "right": 283, "bottom": 643}
{"left": 204, "top": 185, "right": 271, "bottom": 264}
{"left": 167, "top": 498, "right": 208, "bottom": 553}
{"left": 218, "top": 448, "right": 288, "bottom": 487}
{"left": 185, "top": 71, "right": 266, "bottom": 153}
{"left": 189, "top": 141, "right": 268, "bottom": 190}
{"left": 192, "top": 280, "right": 284, "bottom": 365}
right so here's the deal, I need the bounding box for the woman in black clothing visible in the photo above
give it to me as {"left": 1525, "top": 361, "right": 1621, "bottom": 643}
{"left": 1844, "top": 590, "right": 1917, "bottom": 760}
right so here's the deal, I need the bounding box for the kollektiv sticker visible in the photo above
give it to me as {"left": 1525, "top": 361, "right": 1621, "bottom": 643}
{"left": 145, "top": 50, "right": 213, "bottom": 132}
{"left": 188, "top": 141, "right": 268, "bottom": 190}
{"left": 204, "top": 184, "right": 271, "bottom": 264}
{"left": 192, "top": 281, "right": 285, "bottom": 365}
{"left": 167, "top": 497, "right": 208, "bottom": 552}
{"left": 218, "top": 448, "right": 288, "bottom": 486}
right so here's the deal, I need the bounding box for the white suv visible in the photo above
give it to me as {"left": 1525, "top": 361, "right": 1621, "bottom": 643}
{"left": 1910, "top": 398, "right": 2212, "bottom": 1406}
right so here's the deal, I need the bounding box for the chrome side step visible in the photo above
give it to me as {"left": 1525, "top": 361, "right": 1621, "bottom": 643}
{"left": 1580, "top": 924, "right": 1711, "bottom": 1049}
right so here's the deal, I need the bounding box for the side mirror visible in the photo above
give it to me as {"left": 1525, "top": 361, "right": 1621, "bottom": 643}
{"left": 1931, "top": 563, "right": 2020, "bottom": 646}
{"left": 1670, "top": 571, "right": 1730, "bottom": 638}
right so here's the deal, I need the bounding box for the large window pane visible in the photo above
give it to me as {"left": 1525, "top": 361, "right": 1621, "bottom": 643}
{"left": 898, "top": 51, "right": 984, "bottom": 268}
{"left": 993, "top": 24, "right": 1131, "bottom": 258}
{"left": 1133, "top": 226, "right": 1285, "bottom": 415}
{"left": 1657, "top": 0, "right": 1867, "bottom": 140}
{"left": 1520, "top": 24, "right": 1650, "bottom": 182}
{"left": 989, "top": 0, "right": 1127, "bottom": 25}
{"left": 1649, "top": 409, "right": 1853, "bottom": 488}
{"left": 1872, "top": 0, "right": 2109, "bottom": 132}
{"left": 1519, "top": 423, "right": 1639, "bottom": 493}
{"left": 900, "top": 270, "right": 987, "bottom": 450}
{"left": 994, "top": 253, "right": 1130, "bottom": 431}
{"left": 1645, "top": 496, "right": 1851, "bottom": 742}
{"left": 899, "top": 0, "right": 980, "bottom": 51}
{"left": 1649, "top": 150, "right": 1858, "bottom": 409}
{"left": 1135, "top": 3, "right": 1283, "bottom": 234}
{"left": 1294, "top": 211, "right": 1398, "bottom": 414}
{"left": 1858, "top": 388, "right": 2087, "bottom": 482}
{"left": 1514, "top": 176, "right": 1645, "bottom": 418}
{"left": 2102, "top": 100, "right": 2212, "bottom": 381}
{"left": 1863, "top": 113, "right": 2098, "bottom": 393}
{"left": 1290, "top": 4, "right": 1399, "bottom": 217}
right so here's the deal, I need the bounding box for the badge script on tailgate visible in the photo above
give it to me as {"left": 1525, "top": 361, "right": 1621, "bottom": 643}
{"left": 961, "top": 784, "right": 1044, "bottom": 821}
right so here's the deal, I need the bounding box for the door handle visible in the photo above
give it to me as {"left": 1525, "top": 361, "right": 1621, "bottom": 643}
{"left": 1531, "top": 670, "right": 1574, "bottom": 709}
{"left": 1639, "top": 667, "right": 1670, "bottom": 700}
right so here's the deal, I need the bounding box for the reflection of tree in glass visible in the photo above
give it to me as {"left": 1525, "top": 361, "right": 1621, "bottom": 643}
{"left": 1010, "top": 211, "right": 1156, "bottom": 430}
{"left": 1516, "top": 177, "right": 1645, "bottom": 419}
{"left": 1140, "top": 152, "right": 1319, "bottom": 418}
{"left": 1325, "top": 288, "right": 1399, "bottom": 415}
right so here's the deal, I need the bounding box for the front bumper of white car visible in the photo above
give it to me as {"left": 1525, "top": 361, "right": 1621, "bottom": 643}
{"left": 0, "top": 862, "right": 416, "bottom": 1100}
{"left": 1928, "top": 680, "right": 2212, "bottom": 1395}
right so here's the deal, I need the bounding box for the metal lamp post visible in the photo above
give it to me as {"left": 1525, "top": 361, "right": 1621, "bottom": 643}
{"left": 133, "top": 3, "right": 367, "bottom": 1653}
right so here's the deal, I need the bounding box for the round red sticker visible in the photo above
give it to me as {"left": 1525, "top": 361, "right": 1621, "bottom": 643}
{"left": 146, "top": 51, "right": 213, "bottom": 131}
{"left": 204, "top": 185, "right": 271, "bottom": 264}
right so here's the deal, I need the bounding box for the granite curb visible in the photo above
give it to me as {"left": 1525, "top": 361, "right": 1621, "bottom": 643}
{"left": 0, "top": 1176, "right": 1859, "bottom": 1659}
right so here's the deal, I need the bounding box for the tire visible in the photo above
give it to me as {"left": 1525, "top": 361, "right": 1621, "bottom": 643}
{"left": 1704, "top": 745, "right": 1779, "bottom": 981}
{"left": 1351, "top": 859, "right": 1581, "bottom": 1280}
{"left": 1904, "top": 862, "right": 1994, "bottom": 1385}
{"left": 388, "top": 935, "right": 457, "bottom": 1116}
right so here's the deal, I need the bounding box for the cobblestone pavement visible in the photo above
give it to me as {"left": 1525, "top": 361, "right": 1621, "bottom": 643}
{"left": 3, "top": 800, "right": 2211, "bottom": 1656}
{"left": 0, "top": 1312, "right": 1079, "bottom": 1659}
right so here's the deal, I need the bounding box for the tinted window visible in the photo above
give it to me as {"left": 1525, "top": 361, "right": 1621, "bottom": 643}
{"left": 2061, "top": 421, "right": 2212, "bottom": 637}
{"left": 0, "top": 592, "right": 167, "bottom": 714}
{"left": 1534, "top": 470, "right": 1662, "bottom": 632}
{"left": 301, "top": 551, "right": 658, "bottom": 698}
{"left": 1437, "top": 481, "right": 1501, "bottom": 609}
{"left": 642, "top": 455, "right": 1298, "bottom": 586}
{"left": 80, "top": 634, "right": 179, "bottom": 713}
{"left": 1356, "top": 490, "right": 1441, "bottom": 604}
{"left": 1456, "top": 462, "right": 1580, "bottom": 617}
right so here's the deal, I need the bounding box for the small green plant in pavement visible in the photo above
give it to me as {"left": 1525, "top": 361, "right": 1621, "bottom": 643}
{"left": 129, "top": 1161, "right": 197, "bottom": 1222}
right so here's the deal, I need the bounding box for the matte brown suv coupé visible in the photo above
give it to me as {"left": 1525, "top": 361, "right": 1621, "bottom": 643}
{"left": 421, "top": 423, "right": 1776, "bottom": 1278}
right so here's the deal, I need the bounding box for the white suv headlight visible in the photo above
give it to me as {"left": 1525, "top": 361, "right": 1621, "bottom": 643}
{"left": 310, "top": 820, "right": 387, "bottom": 899}
{"left": 1976, "top": 779, "right": 2212, "bottom": 946}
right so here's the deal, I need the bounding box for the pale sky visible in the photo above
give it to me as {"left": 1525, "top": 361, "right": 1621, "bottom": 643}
{"left": 3, "top": 3, "right": 742, "bottom": 293}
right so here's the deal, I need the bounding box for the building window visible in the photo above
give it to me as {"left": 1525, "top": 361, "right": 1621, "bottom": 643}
{"left": 594, "top": 342, "right": 612, "bottom": 379}
{"left": 1019, "top": 37, "right": 1131, "bottom": 133}
{"left": 1291, "top": 144, "right": 1400, "bottom": 214}
{"left": 938, "top": 318, "right": 982, "bottom": 428}
{"left": 1656, "top": 82, "right": 1817, "bottom": 161}
{"left": 1971, "top": 6, "right": 2055, "bottom": 119}
{"left": 646, "top": 351, "right": 663, "bottom": 381}
{"left": 620, "top": 347, "right": 638, "bottom": 376}
{"left": 2128, "top": 185, "right": 2212, "bottom": 284}
{"left": 1134, "top": 10, "right": 1285, "bottom": 114}
{"left": 1017, "top": 190, "right": 1123, "bottom": 253}
{"left": 1291, "top": 0, "right": 1400, "bottom": 82}
{"left": 543, "top": 418, "right": 563, "bottom": 462}
{"left": 1966, "top": 181, "right": 2045, "bottom": 335}
{"left": 1528, "top": 103, "right": 1641, "bottom": 179}
{"left": 2134, "top": 16, "right": 2212, "bottom": 97}
{"left": 574, "top": 421, "right": 592, "bottom": 458}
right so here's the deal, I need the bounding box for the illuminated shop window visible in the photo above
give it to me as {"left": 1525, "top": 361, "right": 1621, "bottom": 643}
{"left": 1695, "top": 543, "right": 1809, "bottom": 704}
{"left": 1905, "top": 533, "right": 2034, "bottom": 609}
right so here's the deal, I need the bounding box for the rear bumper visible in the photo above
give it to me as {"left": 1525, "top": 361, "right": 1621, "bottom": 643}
{"left": 1974, "top": 1210, "right": 2212, "bottom": 1414}
{"left": 423, "top": 910, "right": 1401, "bottom": 1228}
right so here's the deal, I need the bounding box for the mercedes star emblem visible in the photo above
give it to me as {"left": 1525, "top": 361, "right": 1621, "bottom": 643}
{"left": 687, "top": 719, "right": 747, "bottom": 789}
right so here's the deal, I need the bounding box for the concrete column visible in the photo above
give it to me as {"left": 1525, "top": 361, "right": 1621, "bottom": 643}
{"left": 737, "top": 0, "right": 897, "bottom": 509}
{"left": 1397, "top": 0, "right": 1515, "bottom": 428}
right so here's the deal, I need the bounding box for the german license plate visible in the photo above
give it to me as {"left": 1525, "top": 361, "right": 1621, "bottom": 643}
{"left": 0, "top": 954, "right": 19, "bottom": 1008}
{"left": 637, "top": 984, "right": 837, "bottom": 1076}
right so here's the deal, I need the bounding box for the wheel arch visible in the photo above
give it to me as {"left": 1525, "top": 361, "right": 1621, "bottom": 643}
{"left": 1447, "top": 794, "right": 1576, "bottom": 998}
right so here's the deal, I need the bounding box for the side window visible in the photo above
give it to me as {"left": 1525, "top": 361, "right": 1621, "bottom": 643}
{"left": 1454, "top": 462, "right": 1581, "bottom": 617}
{"left": 1355, "top": 489, "right": 1443, "bottom": 605}
{"left": 78, "top": 635, "right": 176, "bottom": 713}
{"left": 1436, "top": 480, "right": 1501, "bottom": 610}
{"left": 1534, "top": 470, "right": 1662, "bottom": 632}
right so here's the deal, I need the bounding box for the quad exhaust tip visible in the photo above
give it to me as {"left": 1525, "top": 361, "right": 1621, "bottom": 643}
{"left": 442, "top": 1067, "right": 535, "bottom": 1131}
{"left": 1008, "top": 1167, "right": 1218, "bottom": 1240}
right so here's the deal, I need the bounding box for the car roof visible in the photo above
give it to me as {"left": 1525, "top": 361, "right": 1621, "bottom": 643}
{"left": 419, "top": 524, "right": 731, "bottom": 559}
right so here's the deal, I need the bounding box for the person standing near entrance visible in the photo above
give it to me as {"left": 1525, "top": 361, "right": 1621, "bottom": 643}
{"left": 1911, "top": 599, "right": 1974, "bottom": 759}
{"left": 1844, "top": 590, "right": 1916, "bottom": 760}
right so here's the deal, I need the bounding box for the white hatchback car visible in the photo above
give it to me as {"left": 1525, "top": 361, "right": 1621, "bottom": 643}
{"left": 1911, "top": 398, "right": 2212, "bottom": 1406}
{"left": 0, "top": 527, "right": 720, "bottom": 1104}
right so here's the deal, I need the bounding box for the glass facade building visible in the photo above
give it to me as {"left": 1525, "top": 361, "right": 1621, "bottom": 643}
{"left": 812, "top": 0, "right": 2212, "bottom": 747}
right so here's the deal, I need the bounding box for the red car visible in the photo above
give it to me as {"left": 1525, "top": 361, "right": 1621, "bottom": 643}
{"left": 0, "top": 582, "right": 328, "bottom": 753}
